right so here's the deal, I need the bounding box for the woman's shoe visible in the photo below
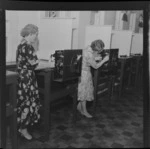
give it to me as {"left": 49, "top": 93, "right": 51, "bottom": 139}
{"left": 82, "top": 112, "right": 93, "bottom": 118}
{"left": 18, "top": 129, "right": 32, "bottom": 140}
{"left": 77, "top": 102, "right": 93, "bottom": 118}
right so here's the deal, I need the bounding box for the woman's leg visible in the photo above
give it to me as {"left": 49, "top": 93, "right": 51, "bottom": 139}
{"left": 77, "top": 101, "right": 84, "bottom": 114}
{"left": 18, "top": 71, "right": 40, "bottom": 140}
{"left": 80, "top": 101, "right": 93, "bottom": 118}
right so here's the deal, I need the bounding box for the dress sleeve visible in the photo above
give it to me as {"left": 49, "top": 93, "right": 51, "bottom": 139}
{"left": 27, "top": 45, "right": 39, "bottom": 69}
{"left": 16, "top": 44, "right": 28, "bottom": 69}
{"left": 17, "top": 43, "right": 39, "bottom": 70}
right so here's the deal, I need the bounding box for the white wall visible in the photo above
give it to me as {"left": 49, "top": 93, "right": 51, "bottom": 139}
{"left": 135, "top": 10, "right": 143, "bottom": 33}
{"left": 71, "top": 11, "right": 80, "bottom": 49}
{"left": 6, "top": 10, "right": 40, "bottom": 62}
{"left": 38, "top": 18, "right": 73, "bottom": 60}
{"left": 111, "top": 30, "right": 133, "bottom": 56}
{"left": 78, "top": 11, "right": 91, "bottom": 49}
{"left": 72, "top": 29, "right": 79, "bottom": 49}
{"left": 6, "top": 10, "right": 143, "bottom": 62}
{"left": 85, "top": 25, "right": 112, "bottom": 49}
{"left": 17, "top": 11, "right": 40, "bottom": 42}
{"left": 104, "top": 11, "right": 116, "bottom": 29}
{"left": 6, "top": 11, "right": 19, "bottom": 62}
{"left": 130, "top": 33, "right": 143, "bottom": 55}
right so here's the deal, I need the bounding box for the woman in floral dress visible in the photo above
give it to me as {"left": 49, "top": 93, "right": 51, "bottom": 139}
{"left": 16, "top": 24, "right": 41, "bottom": 140}
{"left": 77, "top": 39, "right": 109, "bottom": 118}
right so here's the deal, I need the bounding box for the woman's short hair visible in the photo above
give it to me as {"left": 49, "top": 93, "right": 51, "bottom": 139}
{"left": 20, "top": 24, "right": 38, "bottom": 37}
{"left": 91, "top": 39, "right": 105, "bottom": 52}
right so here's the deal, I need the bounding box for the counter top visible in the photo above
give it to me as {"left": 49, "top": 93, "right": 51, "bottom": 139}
{"left": 6, "top": 60, "right": 54, "bottom": 71}
{"left": 6, "top": 71, "right": 17, "bottom": 76}
{"left": 6, "top": 61, "right": 16, "bottom": 66}
{"left": 35, "top": 60, "right": 54, "bottom": 70}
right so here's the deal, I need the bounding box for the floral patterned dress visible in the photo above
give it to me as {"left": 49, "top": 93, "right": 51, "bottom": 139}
{"left": 78, "top": 46, "right": 102, "bottom": 101}
{"left": 16, "top": 40, "right": 41, "bottom": 130}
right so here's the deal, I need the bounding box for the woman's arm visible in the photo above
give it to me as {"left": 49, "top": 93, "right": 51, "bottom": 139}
{"left": 27, "top": 45, "right": 40, "bottom": 67}
{"left": 88, "top": 55, "right": 109, "bottom": 69}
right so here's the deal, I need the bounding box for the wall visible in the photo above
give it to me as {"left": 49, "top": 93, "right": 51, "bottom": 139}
{"left": 6, "top": 10, "right": 143, "bottom": 62}
{"left": 117, "top": 11, "right": 143, "bottom": 33}
{"left": 71, "top": 11, "right": 80, "bottom": 49}
{"left": 104, "top": 11, "right": 116, "bottom": 29}
{"left": 6, "top": 11, "right": 80, "bottom": 62}
{"left": 17, "top": 11, "right": 40, "bottom": 42}
{"left": 78, "top": 11, "right": 91, "bottom": 49}
{"left": 10, "top": 11, "right": 19, "bottom": 62}
{"left": 135, "top": 10, "right": 143, "bottom": 33}
{"left": 6, "top": 11, "right": 19, "bottom": 62}
{"left": 6, "top": 10, "right": 40, "bottom": 62}
{"left": 38, "top": 18, "right": 73, "bottom": 60}
{"left": 90, "top": 11, "right": 96, "bottom": 25}
{"left": 122, "top": 12, "right": 130, "bottom": 30}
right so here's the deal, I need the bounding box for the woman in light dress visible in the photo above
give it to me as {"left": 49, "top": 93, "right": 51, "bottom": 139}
{"left": 77, "top": 39, "right": 109, "bottom": 118}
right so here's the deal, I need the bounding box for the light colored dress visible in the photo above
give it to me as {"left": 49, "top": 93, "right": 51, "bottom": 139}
{"left": 78, "top": 46, "right": 102, "bottom": 101}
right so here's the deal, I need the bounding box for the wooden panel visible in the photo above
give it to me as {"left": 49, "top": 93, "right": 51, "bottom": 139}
{"left": 97, "top": 82, "right": 109, "bottom": 91}
{"left": 97, "top": 88, "right": 109, "bottom": 97}
{"left": 36, "top": 75, "right": 45, "bottom": 88}
{"left": 98, "top": 76, "right": 109, "bottom": 84}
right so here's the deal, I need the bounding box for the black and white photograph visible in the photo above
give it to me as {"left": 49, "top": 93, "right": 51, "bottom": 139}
{"left": 0, "top": 1, "right": 149, "bottom": 149}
